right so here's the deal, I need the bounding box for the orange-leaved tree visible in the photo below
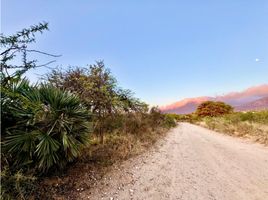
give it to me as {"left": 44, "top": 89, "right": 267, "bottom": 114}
{"left": 196, "top": 101, "right": 233, "bottom": 117}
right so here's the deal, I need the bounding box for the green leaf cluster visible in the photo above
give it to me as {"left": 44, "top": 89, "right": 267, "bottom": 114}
{"left": 2, "top": 79, "right": 92, "bottom": 172}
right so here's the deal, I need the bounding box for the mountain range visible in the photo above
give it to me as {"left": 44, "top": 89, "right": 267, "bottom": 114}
{"left": 161, "top": 84, "right": 268, "bottom": 114}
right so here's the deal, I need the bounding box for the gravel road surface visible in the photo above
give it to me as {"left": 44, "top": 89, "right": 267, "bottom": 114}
{"left": 80, "top": 123, "right": 268, "bottom": 200}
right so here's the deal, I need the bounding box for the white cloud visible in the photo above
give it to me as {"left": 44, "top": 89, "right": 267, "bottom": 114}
{"left": 255, "top": 58, "right": 260, "bottom": 62}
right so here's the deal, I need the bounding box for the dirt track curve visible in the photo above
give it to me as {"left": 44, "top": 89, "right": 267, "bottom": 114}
{"left": 79, "top": 123, "right": 268, "bottom": 200}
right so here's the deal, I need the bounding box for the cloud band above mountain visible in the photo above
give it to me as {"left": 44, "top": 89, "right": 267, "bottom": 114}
{"left": 161, "top": 84, "right": 268, "bottom": 114}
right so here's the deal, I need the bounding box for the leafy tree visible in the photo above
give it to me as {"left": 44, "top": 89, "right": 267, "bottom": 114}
{"left": 47, "top": 61, "right": 148, "bottom": 143}
{"left": 116, "top": 88, "right": 148, "bottom": 113}
{"left": 196, "top": 101, "right": 233, "bottom": 117}
{"left": 47, "top": 67, "right": 91, "bottom": 106}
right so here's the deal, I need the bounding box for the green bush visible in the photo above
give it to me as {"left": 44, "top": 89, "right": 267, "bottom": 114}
{"left": 240, "top": 111, "right": 268, "bottom": 124}
{"left": 221, "top": 111, "right": 268, "bottom": 124}
{"left": 164, "top": 113, "right": 181, "bottom": 121}
{"left": 163, "top": 114, "right": 177, "bottom": 128}
{"left": 200, "top": 111, "right": 268, "bottom": 145}
{"left": 2, "top": 79, "right": 92, "bottom": 173}
{"left": 94, "top": 109, "right": 176, "bottom": 137}
{"left": 239, "top": 112, "right": 255, "bottom": 121}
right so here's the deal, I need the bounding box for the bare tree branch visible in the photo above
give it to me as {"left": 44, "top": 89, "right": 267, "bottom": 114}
{"left": 35, "top": 60, "right": 57, "bottom": 68}
{"left": 26, "top": 49, "right": 61, "bottom": 57}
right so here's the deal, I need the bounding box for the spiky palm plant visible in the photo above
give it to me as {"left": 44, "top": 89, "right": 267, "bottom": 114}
{"left": 2, "top": 79, "right": 92, "bottom": 172}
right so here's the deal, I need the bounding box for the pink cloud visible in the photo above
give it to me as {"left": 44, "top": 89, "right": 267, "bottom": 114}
{"left": 161, "top": 84, "right": 268, "bottom": 112}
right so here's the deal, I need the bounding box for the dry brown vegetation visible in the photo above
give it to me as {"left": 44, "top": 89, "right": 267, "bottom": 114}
{"left": 195, "top": 111, "right": 268, "bottom": 145}
{"left": 37, "top": 117, "right": 172, "bottom": 199}
{"left": 171, "top": 102, "right": 268, "bottom": 146}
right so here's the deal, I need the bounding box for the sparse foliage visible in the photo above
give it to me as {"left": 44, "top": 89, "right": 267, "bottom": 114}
{"left": 0, "top": 22, "right": 60, "bottom": 84}
{"left": 201, "top": 110, "right": 268, "bottom": 145}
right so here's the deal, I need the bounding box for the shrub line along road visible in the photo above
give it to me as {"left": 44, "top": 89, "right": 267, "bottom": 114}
{"left": 79, "top": 123, "right": 268, "bottom": 200}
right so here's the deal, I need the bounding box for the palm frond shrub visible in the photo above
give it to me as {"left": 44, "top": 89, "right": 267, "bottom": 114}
{"left": 2, "top": 79, "right": 92, "bottom": 172}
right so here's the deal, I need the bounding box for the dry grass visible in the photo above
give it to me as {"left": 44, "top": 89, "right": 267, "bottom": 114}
{"left": 34, "top": 112, "right": 176, "bottom": 199}
{"left": 196, "top": 115, "right": 268, "bottom": 145}
{"left": 37, "top": 127, "right": 170, "bottom": 199}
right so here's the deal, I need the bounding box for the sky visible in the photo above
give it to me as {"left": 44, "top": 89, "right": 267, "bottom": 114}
{"left": 1, "top": 0, "right": 268, "bottom": 106}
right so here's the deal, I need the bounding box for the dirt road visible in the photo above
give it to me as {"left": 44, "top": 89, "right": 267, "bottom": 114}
{"left": 80, "top": 123, "right": 268, "bottom": 200}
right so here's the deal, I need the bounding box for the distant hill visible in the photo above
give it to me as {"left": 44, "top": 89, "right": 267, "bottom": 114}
{"left": 235, "top": 96, "right": 268, "bottom": 111}
{"left": 161, "top": 84, "right": 268, "bottom": 114}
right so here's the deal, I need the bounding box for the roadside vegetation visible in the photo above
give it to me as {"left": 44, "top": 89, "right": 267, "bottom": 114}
{"left": 200, "top": 111, "right": 268, "bottom": 145}
{"left": 0, "top": 23, "right": 176, "bottom": 199}
{"left": 173, "top": 101, "right": 268, "bottom": 145}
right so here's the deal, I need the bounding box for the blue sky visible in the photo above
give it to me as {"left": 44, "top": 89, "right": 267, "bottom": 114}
{"left": 2, "top": 0, "right": 268, "bottom": 106}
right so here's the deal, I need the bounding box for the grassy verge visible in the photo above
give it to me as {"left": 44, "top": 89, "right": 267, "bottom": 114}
{"left": 36, "top": 120, "right": 175, "bottom": 199}
{"left": 195, "top": 111, "right": 268, "bottom": 145}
